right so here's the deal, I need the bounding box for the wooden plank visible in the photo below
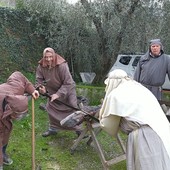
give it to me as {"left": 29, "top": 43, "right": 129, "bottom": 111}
{"left": 106, "top": 154, "right": 126, "bottom": 166}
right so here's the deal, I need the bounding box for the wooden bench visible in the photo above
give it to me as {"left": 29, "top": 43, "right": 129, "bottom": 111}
{"left": 70, "top": 116, "right": 126, "bottom": 170}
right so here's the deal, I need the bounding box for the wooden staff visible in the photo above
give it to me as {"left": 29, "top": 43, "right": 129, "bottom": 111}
{"left": 32, "top": 97, "right": 35, "bottom": 170}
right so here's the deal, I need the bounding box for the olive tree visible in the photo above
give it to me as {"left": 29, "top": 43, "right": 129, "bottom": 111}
{"left": 20, "top": 0, "right": 168, "bottom": 83}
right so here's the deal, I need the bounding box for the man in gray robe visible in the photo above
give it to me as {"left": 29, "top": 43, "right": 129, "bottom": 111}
{"left": 134, "top": 39, "right": 170, "bottom": 100}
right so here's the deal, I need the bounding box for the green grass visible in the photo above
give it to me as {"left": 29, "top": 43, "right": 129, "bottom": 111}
{"left": 4, "top": 96, "right": 127, "bottom": 170}
{"left": 3, "top": 76, "right": 170, "bottom": 170}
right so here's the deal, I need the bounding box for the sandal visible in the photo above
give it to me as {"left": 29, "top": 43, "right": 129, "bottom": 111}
{"left": 3, "top": 155, "right": 13, "bottom": 165}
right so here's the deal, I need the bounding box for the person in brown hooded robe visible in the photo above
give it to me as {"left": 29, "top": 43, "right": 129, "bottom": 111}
{"left": 0, "top": 71, "right": 39, "bottom": 170}
{"left": 36, "top": 47, "right": 82, "bottom": 137}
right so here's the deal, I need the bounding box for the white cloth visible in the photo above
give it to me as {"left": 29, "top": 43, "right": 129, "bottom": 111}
{"left": 99, "top": 69, "right": 170, "bottom": 159}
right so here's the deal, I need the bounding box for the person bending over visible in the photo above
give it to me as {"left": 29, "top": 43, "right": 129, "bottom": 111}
{"left": 0, "top": 71, "right": 39, "bottom": 170}
{"left": 99, "top": 69, "right": 170, "bottom": 170}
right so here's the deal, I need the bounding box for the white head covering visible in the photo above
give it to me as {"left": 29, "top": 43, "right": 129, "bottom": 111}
{"left": 104, "top": 69, "right": 131, "bottom": 97}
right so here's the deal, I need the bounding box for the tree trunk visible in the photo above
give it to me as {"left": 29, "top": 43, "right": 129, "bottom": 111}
{"left": 81, "top": 0, "right": 140, "bottom": 83}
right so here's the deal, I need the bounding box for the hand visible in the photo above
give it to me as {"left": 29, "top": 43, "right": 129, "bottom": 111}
{"left": 50, "top": 94, "right": 59, "bottom": 102}
{"left": 38, "top": 85, "right": 46, "bottom": 94}
{"left": 32, "top": 90, "right": 39, "bottom": 99}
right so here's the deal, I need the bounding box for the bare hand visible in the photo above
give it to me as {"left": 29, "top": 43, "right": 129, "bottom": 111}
{"left": 50, "top": 94, "right": 59, "bottom": 102}
{"left": 39, "top": 85, "right": 46, "bottom": 94}
{"left": 32, "top": 90, "right": 39, "bottom": 99}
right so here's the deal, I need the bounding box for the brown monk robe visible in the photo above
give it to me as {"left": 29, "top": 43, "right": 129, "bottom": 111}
{"left": 36, "top": 47, "right": 82, "bottom": 137}
{"left": 0, "top": 71, "right": 39, "bottom": 169}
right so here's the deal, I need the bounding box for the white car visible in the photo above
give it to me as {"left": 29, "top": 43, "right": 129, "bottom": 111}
{"left": 108, "top": 54, "right": 170, "bottom": 90}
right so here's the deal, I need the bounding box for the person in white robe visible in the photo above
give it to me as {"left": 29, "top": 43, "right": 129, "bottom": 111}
{"left": 99, "top": 69, "right": 170, "bottom": 170}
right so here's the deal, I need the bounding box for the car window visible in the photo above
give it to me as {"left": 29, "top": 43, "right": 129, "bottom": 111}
{"left": 119, "top": 56, "right": 132, "bottom": 65}
{"left": 132, "top": 56, "right": 141, "bottom": 67}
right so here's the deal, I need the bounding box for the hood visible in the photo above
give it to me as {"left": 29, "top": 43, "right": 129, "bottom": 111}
{"left": 38, "top": 47, "right": 66, "bottom": 68}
